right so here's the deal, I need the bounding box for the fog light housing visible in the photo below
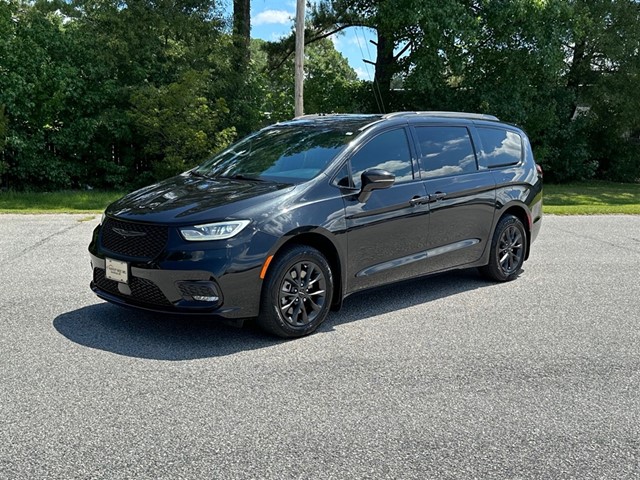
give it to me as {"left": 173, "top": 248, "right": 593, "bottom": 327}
{"left": 177, "top": 281, "right": 221, "bottom": 304}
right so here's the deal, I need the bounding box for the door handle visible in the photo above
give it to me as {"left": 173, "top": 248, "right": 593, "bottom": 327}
{"left": 409, "top": 195, "right": 430, "bottom": 206}
{"left": 428, "top": 192, "right": 447, "bottom": 202}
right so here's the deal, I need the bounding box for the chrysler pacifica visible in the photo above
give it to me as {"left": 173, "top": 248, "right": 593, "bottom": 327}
{"left": 89, "top": 112, "right": 543, "bottom": 337}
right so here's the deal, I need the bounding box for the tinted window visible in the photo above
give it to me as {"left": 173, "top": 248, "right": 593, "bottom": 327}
{"left": 477, "top": 127, "right": 522, "bottom": 167}
{"left": 350, "top": 129, "right": 413, "bottom": 188}
{"left": 194, "top": 126, "right": 353, "bottom": 182}
{"left": 334, "top": 164, "right": 353, "bottom": 188}
{"left": 415, "top": 127, "right": 477, "bottom": 178}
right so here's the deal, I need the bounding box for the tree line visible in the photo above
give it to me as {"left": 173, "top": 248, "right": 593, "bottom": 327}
{"left": 1, "top": 0, "right": 639, "bottom": 191}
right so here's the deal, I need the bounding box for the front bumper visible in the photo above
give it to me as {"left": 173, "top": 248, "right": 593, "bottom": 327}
{"left": 90, "top": 252, "right": 262, "bottom": 318}
{"left": 88, "top": 219, "right": 275, "bottom": 319}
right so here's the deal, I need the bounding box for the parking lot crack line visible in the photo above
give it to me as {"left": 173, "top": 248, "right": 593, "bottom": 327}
{"left": 1, "top": 222, "right": 85, "bottom": 268}
{"left": 553, "top": 226, "right": 640, "bottom": 253}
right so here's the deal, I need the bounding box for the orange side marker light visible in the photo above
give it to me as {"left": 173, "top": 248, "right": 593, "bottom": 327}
{"left": 260, "top": 255, "right": 274, "bottom": 279}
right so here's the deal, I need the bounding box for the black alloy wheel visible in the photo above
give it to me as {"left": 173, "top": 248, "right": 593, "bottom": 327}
{"left": 498, "top": 224, "right": 524, "bottom": 275}
{"left": 259, "top": 245, "right": 333, "bottom": 338}
{"left": 279, "top": 260, "right": 327, "bottom": 327}
{"left": 480, "top": 214, "right": 526, "bottom": 282}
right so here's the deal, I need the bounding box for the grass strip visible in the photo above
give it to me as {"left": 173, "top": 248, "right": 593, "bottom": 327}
{"left": 543, "top": 181, "right": 640, "bottom": 215}
{"left": 0, "top": 190, "right": 125, "bottom": 214}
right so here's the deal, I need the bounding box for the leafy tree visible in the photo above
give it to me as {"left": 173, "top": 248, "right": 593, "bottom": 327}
{"left": 305, "top": 38, "right": 359, "bottom": 113}
{"left": 2, "top": 0, "right": 639, "bottom": 189}
{"left": 232, "top": 0, "right": 251, "bottom": 69}
{"left": 255, "top": 38, "right": 362, "bottom": 121}
{"left": 264, "top": 0, "right": 409, "bottom": 111}
{"left": 225, "top": 0, "right": 265, "bottom": 137}
{"left": 564, "top": 0, "right": 640, "bottom": 181}
{"left": 129, "top": 70, "right": 236, "bottom": 181}
{"left": 0, "top": 105, "right": 8, "bottom": 178}
{"left": 298, "top": 0, "right": 640, "bottom": 182}
{"left": 0, "top": 0, "right": 236, "bottom": 190}
{"left": 0, "top": 0, "right": 84, "bottom": 189}
{"left": 405, "top": 0, "right": 582, "bottom": 180}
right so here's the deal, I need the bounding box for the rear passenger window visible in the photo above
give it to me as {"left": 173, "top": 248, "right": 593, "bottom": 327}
{"left": 477, "top": 127, "right": 522, "bottom": 167}
{"left": 349, "top": 129, "right": 414, "bottom": 189}
{"left": 415, "top": 127, "right": 477, "bottom": 178}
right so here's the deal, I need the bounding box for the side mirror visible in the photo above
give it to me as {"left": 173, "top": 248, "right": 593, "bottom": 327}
{"left": 358, "top": 168, "right": 395, "bottom": 203}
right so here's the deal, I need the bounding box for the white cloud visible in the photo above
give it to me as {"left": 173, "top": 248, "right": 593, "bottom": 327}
{"left": 354, "top": 67, "right": 372, "bottom": 80}
{"left": 253, "top": 9, "right": 293, "bottom": 26}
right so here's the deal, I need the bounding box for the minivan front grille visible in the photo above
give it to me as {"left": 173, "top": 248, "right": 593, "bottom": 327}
{"left": 93, "top": 268, "right": 171, "bottom": 306}
{"left": 101, "top": 218, "right": 168, "bottom": 260}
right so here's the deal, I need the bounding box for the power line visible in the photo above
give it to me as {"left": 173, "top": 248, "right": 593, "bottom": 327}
{"left": 353, "top": 27, "right": 383, "bottom": 114}
{"left": 361, "top": 27, "right": 387, "bottom": 114}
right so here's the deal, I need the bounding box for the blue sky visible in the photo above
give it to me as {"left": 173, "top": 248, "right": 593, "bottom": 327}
{"left": 245, "top": 0, "right": 376, "bottom": 80}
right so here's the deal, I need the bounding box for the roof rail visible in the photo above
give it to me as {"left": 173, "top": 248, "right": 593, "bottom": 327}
{"left": 293, "top": 113, "right": 381, "bottom": 119}
{"left": 294, "top": 113, "right": 333, "bottom": 119}
{"left": 383, "top": 111, "right": 499, "bottom": 121}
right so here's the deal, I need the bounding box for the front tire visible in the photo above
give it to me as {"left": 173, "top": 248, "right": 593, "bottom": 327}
{"left": 480, "top": 214, "right": 526, "bottom": 282}
{"left": 258, "top": 245, "right": 333, "bottom": 338}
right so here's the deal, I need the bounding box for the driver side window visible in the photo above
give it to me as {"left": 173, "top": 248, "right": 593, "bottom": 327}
{"left": 348, "top": 129, "right": 414, "bottom": 189}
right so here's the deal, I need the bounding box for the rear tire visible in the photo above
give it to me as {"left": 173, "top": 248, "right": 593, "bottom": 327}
{"left": 258, "top": 245, "right": 333, "bottom": 338}
{"left": 480, "top": 214, "right": 526, "bottom": 282}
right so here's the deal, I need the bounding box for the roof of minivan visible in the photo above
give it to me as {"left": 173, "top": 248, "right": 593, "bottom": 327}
{"left": 275, "top": 114, "right": 382, "bottom": 131}
{"left": 277, "top": 111, "right": 501, "bottom": 132}
{"left": 266, "top": 111, "right": 507, "bottom": 141}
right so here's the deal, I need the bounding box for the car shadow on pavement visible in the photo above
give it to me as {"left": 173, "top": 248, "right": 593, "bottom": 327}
{"left": 54, "top": 268, "right": 497, "bottom": 360}
{"left": 322, "top": 268, "right": 496, "bottom": 333}
{"left": 53, "top": 304, "right": 279, "bottom": 360}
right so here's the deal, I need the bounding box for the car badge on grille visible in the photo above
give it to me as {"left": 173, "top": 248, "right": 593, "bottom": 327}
{"left": 112, "top": 227, "right": 147, "bottom": 239}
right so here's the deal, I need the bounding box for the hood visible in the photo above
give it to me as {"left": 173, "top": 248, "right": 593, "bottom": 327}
{"left": 106, "top": 173, "right": 295, "bottom": 224}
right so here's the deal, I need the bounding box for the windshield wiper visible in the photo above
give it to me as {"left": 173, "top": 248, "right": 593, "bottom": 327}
{"left": 219, "top": 174, "right": 265, "bottom": 182}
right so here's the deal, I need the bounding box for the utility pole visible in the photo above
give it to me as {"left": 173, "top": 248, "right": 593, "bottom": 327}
{"left": 294, "top": 0, "right": 305, "bottom": 117}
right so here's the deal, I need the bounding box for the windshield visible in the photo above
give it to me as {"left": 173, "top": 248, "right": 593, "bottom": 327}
{"left": 193, "top": 126, "right": 355, "bottom": 182}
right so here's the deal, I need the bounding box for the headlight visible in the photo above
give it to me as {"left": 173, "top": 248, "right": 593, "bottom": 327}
{"left": 179, "top": 220, "right": 251, "bottom": 241}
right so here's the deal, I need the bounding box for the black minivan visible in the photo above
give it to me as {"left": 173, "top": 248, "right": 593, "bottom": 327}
{"left": 89, "top": 112, "right": 543, "bottom": 337}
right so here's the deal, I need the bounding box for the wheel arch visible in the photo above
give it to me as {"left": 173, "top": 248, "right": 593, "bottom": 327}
{"left": 499, "top": 203, "right": 532, "bottom": 260}
{"left": 262, "top": 229, "right": 344, "bottom": 311}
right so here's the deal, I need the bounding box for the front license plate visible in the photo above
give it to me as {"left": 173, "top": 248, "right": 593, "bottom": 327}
{"left": 105, "top": 258, "right": 128, "bottom": 284}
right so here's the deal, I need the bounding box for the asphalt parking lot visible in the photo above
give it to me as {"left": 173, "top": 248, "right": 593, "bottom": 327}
{"left": 0, "top": 214, "right": 639, "bottom": 479}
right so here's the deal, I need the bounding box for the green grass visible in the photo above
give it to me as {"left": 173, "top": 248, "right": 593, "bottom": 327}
{"left": 543, "top": 181, "right": 640, "bottom": 215}
{"left": 0, "top": 190, "right": 125, "bottom": 214}
{"left": 0, "top": 181, "right": 639, "bottom": 214}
